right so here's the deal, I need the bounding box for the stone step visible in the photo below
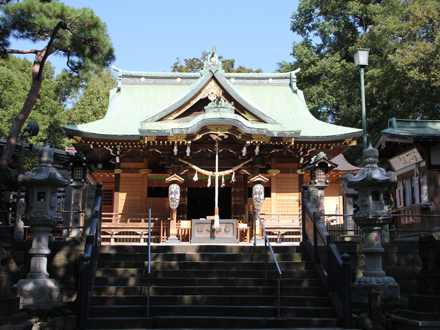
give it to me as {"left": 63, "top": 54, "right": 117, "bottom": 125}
{"left": 99, "top": 245, "right": 302, "bottom": 254}
{"left": 94, "top": 276, "right": 323, "bottom": 287}
{"left": 89, "top": 305, "right": 335, "bottom": 318}
{"left": 98, "top": 252, "right": 306, "bottom": 262}
{"left": 97, "top": 260, "right": 314, "bottom": 271}
{"left": 95, "top": 268, "right": 316, "bottom": 278}
{"left": 92, "top": 285, "right": 326, "bottom": 296}
{"left": 91, "top": 295, "right": 331, "bottom": 307}
{"left": 87, "top": 315, "right": 339, "bottom": 329}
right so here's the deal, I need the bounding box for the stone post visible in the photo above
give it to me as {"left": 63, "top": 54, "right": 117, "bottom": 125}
{"left": 69, "top": 181, "right": 85, "bottom": 237}
{"left": 165, "top": 174, "right": 184, "bottom": 244}
{"left": 13, "top": 142, "right": 69, "bottom": 309}
{"left": 249, "top": 174, "right": 268, "bottom": 245}
{"left": 338, "top": 172, "right": 359, "bottom": 241}
{"left": 346, "top": 145, "right": 400, "bottom": 302}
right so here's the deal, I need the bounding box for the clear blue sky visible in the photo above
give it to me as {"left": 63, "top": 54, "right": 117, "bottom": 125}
{"left": 13, "top": 0, "right": 302, "bottom": 74}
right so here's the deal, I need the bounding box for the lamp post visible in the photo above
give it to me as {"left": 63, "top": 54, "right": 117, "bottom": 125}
{"left": 353, "top": 48, "right": 369, "bottom": 150}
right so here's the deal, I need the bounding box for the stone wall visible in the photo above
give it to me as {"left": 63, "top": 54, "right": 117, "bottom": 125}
{"left": 337, "top": 243, "right": 422, "bottom": 296}
{"left": 11, "top": 239, "right": 85, "bottom": 302}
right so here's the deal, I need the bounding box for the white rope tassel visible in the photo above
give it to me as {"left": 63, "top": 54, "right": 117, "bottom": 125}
{"left": 193, "top": 171, "right": 198, "bottom": 181}
{"left": 221, "top": 175, "right": 225, "bottom": 187}
{"left": 207, "top": 175, "right": 211, "bottom": 187}
{"left": 231, "top": 171, "right": 236, "bottom": 183}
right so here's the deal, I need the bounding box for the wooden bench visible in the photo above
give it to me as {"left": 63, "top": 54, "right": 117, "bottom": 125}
{"left": 260, "top": 213, "right": 301, "bottom": 243}
{"left": 101, "top": 212, "right": 169, "bottom": 244}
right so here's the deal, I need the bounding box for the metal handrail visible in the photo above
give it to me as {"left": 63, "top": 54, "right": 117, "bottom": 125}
{"left": 77, "top": 183, "right": 103, "bottom": 330}
{"left": 147, "top": 208, "right": 151, "bottom": 317}
{"left": 254, "top": 209, "right": 282, "bottom": 318}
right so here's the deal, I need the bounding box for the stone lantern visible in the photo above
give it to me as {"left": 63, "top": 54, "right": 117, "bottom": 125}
{"left": 302, "top": 152, "right": 337, "bottom": 219}
{"left": 14, "top": 141, "right": 69, "bottom": 309}
{"left": 346, "top": 145, "right": 400, "bottom": 302}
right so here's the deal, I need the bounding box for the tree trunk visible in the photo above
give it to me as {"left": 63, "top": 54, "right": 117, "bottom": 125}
{"left": 0, "top": 52, "right": 45, "bottom": 168}
{"left": 0, "top": 21, "right": 65, "bottom": 168}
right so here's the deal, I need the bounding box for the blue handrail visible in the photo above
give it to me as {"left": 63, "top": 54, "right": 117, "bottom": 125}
{"left": 254, "top": 209, "right": 282, "bottom": 318}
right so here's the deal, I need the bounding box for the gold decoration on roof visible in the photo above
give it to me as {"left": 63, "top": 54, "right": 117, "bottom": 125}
{"left": 283, "top": 137, "right": 295, "bottom": 144}
{"left": 144, "top": 136, "right": 157, "bottom": 144}
{"left": 242, "top": 111, "right": 260, "bottom": 121}
{"left": 139, "top": 169, "right": 152, "bottom": 174}
{"left": 252, "top": 134, "right": 271, "bottom": 143}
{"left": 167, "top": 134, "right": 187, "bottom": 142}
{"left": 201, "top": 80, "right": 223, "bottom": 101}
{"left": 267, "top": 169, "right": 280, "bottom": 175}
{"left": 114, "top": 169, "right": 122, "bottom": 174}
{"left": 70, "top": 136, "right": 84, "bottom": 144}
{"left": 162, "top": 110, "right": 181, "bottom": 120}
{"left": 344, "top": 138, "right": 357, "bottom": 146}
{"left": 206, "top": 125, "right": 232, "bottom": 134}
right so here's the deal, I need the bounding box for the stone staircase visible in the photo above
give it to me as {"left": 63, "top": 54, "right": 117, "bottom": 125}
{"left": 87, "top": 245, "right": 340, "bottom": 329}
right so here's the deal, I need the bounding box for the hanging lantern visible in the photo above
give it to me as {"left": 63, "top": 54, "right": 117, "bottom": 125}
{"left": 168, "top": 183, "right": 180, "bottom": 210}
{"left": 252, "top": 184, "right": 265, "bottom": 210}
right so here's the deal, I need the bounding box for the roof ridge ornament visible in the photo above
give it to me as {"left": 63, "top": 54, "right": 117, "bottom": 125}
{"left": 201, "top": 46, "right": 225, "bottom": 76}
{"left": 204, "top": 97, "right": 235, "bottom": 114}
{"left": 113, "top": 65, "right": 123, "bottom": 92}
{"left": 290, "top": 68, "right": 300, "bottom": 93}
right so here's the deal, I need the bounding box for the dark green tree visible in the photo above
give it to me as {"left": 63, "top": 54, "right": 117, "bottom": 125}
{"left": 172, "top": 51, "right": 262, "bottom": 73}
{"left": 67, "top": 68, "right": 116, "bottom": 126}
{"left": 279, "top": 0, "right": 440, "bottom": 163}
{"left": 0, "top": 0, "right": 115, "bottom": 167}
{"left": 0, "top": 56, "right": 68, "bottom": 149}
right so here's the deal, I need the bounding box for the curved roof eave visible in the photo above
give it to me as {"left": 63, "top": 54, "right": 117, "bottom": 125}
{"left": 63, "top": 126, "right": 140, "bottom": 141}
{"left": 139, "top": 113, "right": 300, "bottom": 138}
{"left": 138, "top": 66, "right": 280, "bottom": 125}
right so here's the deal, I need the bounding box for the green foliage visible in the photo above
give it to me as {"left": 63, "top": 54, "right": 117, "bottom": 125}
{"left": 280, "top": 0, "right": 440, "bottom": 164}
{"left": 66, "top": 68, "right": 116, "bottom": 126}
{"left": 172, "top": 51, "right": 262, "bottom": 73}
{"left": 0, "top": 55, "right": 68, "bottom": 149}
{"left": 1, "top": 0, "right": 115, "bottom": 77}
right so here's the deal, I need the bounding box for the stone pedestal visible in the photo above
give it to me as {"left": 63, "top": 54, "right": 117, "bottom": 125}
{"left": 13, "top": 223, "right": 63, "bottom": 308}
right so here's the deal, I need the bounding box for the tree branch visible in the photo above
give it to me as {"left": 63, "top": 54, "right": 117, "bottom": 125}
{"left": 4, "top": 48, "right": 40, "bottom": 54}
{"left": 36, "top": 20, "right": 67, "bottom": 80}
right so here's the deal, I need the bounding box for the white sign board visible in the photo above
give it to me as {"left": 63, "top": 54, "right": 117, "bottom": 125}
{"left": 389, "top": 148, "right": 423, "bottom": 172}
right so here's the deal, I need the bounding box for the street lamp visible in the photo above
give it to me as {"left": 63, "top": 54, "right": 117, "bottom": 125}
{"left": 353, "top": 48, "right": 370, "bottom": 150}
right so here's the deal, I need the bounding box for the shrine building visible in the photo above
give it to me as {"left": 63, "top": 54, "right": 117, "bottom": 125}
{"left": 63, "top": 49, "right": 362, "bottom": 243}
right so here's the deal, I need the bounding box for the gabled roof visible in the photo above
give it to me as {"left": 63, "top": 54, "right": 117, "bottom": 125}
{"left": 63, "top": 50, "right": 361, "bottom": 142}
{"left": 373, "top": 117, "right": 440, "bottom": 148}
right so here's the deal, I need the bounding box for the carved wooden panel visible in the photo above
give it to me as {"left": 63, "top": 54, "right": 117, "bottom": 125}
{"left": 276, "top": 174, "right": 300, "bottom": 218}
{"left": 119, "top": 174, "right": 143, "bottom": 213}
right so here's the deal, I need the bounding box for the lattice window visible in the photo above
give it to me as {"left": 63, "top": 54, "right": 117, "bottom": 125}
{"left": 276, "top": 174, "right": 300, "bottom": 217}
{"left": 103, "top": 189, "right": 113, "bottom": 206}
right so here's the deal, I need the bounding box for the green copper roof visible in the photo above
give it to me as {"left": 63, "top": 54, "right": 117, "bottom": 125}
{"left": 64, "top": 61, "right": 361, "bottom": 142}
